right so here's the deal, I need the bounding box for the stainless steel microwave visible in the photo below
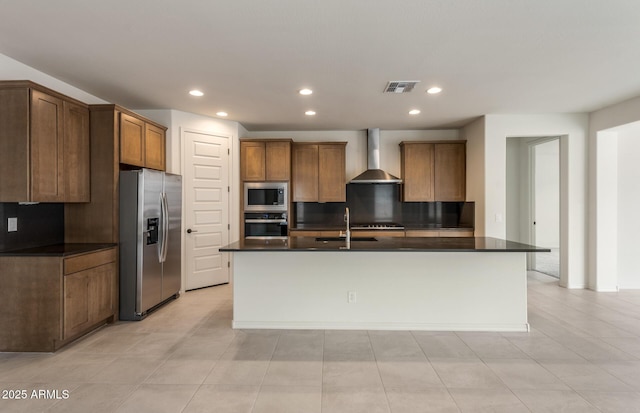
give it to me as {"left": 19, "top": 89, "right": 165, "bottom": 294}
{"left": 244, "top": 182, "right": 288, "bottom": 212}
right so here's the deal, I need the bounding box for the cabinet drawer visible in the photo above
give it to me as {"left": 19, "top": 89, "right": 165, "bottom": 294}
{"left": 289, "top": 230, "right": 342, "bottom": 237}
{"left": 405, "top": 230, "right": 440, "bottom": 238}
{"left": 405, "top": 229, "right": 474, "bottom": 237}
{"left": 439, "top": 230, "right": 474, "bottom": 238}
{"left": 64, "top": 248, "right": 116, "bottom": 275}
{"left": 352, "top": 230, "right": 405, "bottom": 238}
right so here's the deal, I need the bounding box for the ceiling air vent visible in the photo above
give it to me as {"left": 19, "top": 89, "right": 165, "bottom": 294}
{"left": 384, "top": 81, "right": 420, "bottom": 93}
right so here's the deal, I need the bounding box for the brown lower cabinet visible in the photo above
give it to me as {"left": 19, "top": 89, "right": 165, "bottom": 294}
{"left": 351, "top": 230, "right": 405, "bottom": 238}
{"left": 289, "top": 230, "right": 342, "bottom": 237}
{"left": 0, "top": 247, "right": 117, "bottom": 352}
{"left": 405, "top": 229, "right": 474, "bottom": 237}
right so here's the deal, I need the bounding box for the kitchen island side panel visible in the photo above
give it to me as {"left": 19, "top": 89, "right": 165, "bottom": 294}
{"left": 232, "top": 251, "right": 528, "bottom": 331}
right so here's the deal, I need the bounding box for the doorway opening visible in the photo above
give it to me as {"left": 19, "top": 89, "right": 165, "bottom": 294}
{"left": 531, "top": 138, "right": 560, "bottom": 277}
{"left": 506, "top": 136, "right": 560, "bottom": 278}
{"left": 595, "top": 121, "right": 640, "bottom": 290}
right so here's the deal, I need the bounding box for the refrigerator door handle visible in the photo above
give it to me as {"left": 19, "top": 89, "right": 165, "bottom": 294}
{"left": 160, "top": 192, "right": 169, "bottom": 263}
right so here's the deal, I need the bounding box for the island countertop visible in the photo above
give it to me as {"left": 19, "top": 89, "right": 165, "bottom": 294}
{"left": 0, "top": 243, "right": 117, "bottom": 257}
{"left": 220, "top": 236, "right": 549, "bottom": 253}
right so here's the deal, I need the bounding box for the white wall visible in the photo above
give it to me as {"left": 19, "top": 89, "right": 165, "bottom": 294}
{"left": 594, "top": 131, "right": 619, "bottom": 291}
{"left": 617, "top": 125, "right": 640, "bottom": 289}
{"left": 589, "top": 95, "right": 640, "bottom": 290}
{"left": 466, "top": 114, "right": 588, "bottom": 288}
{"left": 243, "top": 129, "right": 460, "bottom": 181}
{"left": 0, "top": 53, "right": 107, "bottom": 104}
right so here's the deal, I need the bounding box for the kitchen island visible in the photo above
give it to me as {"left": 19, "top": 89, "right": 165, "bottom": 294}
{"left": 220, "top": 237, "right": 549, "bottom": 332}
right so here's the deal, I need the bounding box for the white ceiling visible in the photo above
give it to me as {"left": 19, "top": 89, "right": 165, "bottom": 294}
{"left": 1, "top": 0, "right": 640, "bottom": 131}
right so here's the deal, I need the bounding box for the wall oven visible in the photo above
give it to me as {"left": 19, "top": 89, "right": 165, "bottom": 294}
{"left": 244, "top": 182, "right": 288, "bottom": 212}
{"left": 244, "top": 212, "right": 288, "bottom": 239}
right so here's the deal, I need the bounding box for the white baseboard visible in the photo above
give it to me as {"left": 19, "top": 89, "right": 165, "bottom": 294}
{"left": 233, "top": 320, "right": 530, "bottom": 332}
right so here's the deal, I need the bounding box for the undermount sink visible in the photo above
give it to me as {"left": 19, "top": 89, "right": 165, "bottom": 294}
{"left": 315, "top": 237, "right": 378, "bottom": 242}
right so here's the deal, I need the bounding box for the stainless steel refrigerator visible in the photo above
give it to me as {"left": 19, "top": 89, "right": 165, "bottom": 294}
{"left": 119, "top": 169, "right": 182, "bottom": 320}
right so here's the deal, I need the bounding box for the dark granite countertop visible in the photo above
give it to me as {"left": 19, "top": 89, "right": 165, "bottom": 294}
{"left": 0, "top": 243, "right": 117, "bottom": 257}
{"left": 220, "top": 237, "right": 550, "bottom": 253}
{"left": 291, "top": 225, "right": 474, "bottom": 231}
{"left": 403, "top": 226, "right": 474, "bottom": 231}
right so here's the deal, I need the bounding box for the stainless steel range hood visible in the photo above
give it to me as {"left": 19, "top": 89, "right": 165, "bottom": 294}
{"left": 350, "top": 128, "right": 402, "bottom": 184}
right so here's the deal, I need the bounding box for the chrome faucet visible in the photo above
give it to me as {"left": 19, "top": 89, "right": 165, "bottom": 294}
{"left": 344, "top": 207, "right": 351, "bottom": 248}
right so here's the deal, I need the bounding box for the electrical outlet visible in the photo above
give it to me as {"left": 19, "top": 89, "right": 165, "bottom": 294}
{"left": 8, "top": 217, "right": 17, "bottom": 232}
{"left": 347, "top": 291, "right": 357, "bottom": 304}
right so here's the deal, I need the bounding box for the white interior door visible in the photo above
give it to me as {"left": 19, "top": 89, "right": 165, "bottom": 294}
{"left": 183, "top": 130, "right": 230, "bottom": 290}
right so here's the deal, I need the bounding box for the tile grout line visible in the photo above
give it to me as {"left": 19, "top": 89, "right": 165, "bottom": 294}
{"left": 250, "top": 330, "right": 281, "bottom": 413}
{"left": 320, "top": 330, "right": 325, "bottom": 413}
{"left": 410, "top": 330, "right": 463, "bottom": 412}
{"left": 367, "top": 330, "right": 394, "bottom": 413}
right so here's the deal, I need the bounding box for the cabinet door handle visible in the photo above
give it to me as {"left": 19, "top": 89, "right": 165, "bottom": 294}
{"left": 187, "top": 228, "right": 198, "bottom": 234}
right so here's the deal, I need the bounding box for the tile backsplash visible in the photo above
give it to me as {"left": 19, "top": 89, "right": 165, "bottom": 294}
{"left": 294, "top": 184, "right": 474, "bottom": 228}
{"left": 0, "top": 203, "right": 64, "bottom": 251}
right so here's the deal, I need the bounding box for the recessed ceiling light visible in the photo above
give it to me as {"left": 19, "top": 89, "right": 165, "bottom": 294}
{"left": 299, "top": 88, "right": 313, "bottom": 95}
{"left": 189, "top": 90, "right": 204, "bottom": 97}
{"left": 216, "top": 111, "right": 228, "bottom": 117}
{"left": 305, "top": 110, "right": 316, "bottom": 116}
{"left": 409, "top": 109, "right": 421, "bottom": 115}
{"left": 427, "top": 87, "right": 442, "bottom": 94}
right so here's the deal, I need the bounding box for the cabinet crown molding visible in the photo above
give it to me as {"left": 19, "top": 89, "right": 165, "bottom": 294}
{"left": 0, "top": 80, "right": 89, "bottom": 108}
{"left": 89, "top": 104, "right": 167, "bottom": 130}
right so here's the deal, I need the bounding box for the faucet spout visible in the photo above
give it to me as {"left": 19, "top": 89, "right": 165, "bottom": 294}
{"left": 344, "top": 207, "right": 351, "bottom": 248}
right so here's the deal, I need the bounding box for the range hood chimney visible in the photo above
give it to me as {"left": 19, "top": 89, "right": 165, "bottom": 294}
{"left": 349, "top": 128, "right": 402, "bottom": 184}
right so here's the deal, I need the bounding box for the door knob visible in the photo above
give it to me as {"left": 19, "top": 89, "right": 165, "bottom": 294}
{"left": 187, "top": 228, "right": 198, "bottom": 234}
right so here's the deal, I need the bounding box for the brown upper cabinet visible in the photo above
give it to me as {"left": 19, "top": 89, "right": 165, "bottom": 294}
{"left": 119, "top": 113, "right": 145, "bottom": 167}
{"left": 0, "top": 81, "right": 90, "bottom": 202}
{"left": 400, "top": 141, "right": 466, "bottom": 202}
{"left": 240, "top": 139, "right": 291, "bottom": 181}
{"left": 400, "top": 142, "right": 434, "bottom": 202}
{"left": 435, "top": 143, "right": 466, "bottom": 201}
{"left": 119, "top": 111, "right": 166, "bottom": 171}
{"left": 292, "top": 142, "right": 347, "bottom": 202}
{"left": 144, "top": 123, "right": 166, "bottom": 171}
{"left": 65, "top": 104, "right": 168, "bottom": 243}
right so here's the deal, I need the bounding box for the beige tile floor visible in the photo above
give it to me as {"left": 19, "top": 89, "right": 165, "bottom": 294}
{"left": 2, "top": 271, "right": 640, "bottom": 412}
